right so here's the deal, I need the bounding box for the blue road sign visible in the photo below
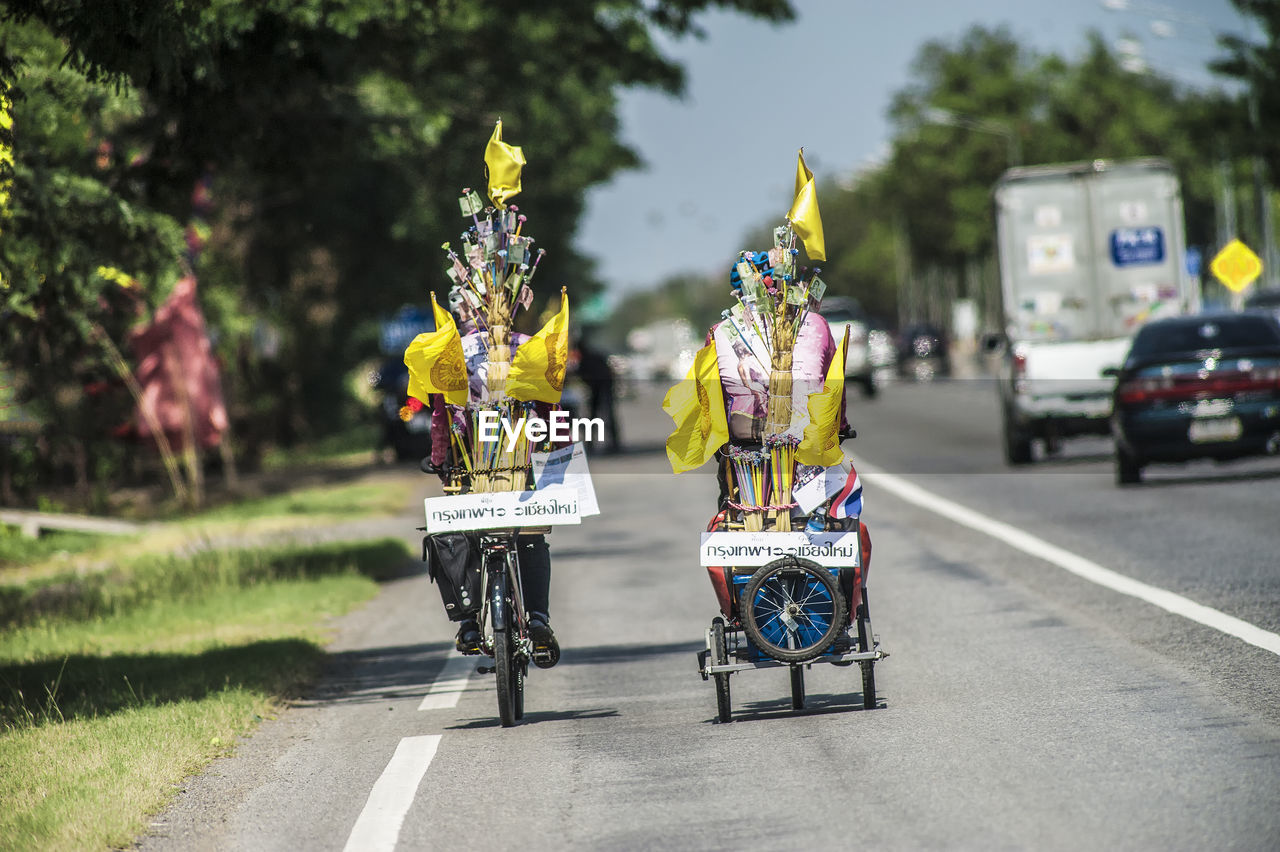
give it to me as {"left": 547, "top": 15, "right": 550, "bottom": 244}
{"left": 1110, "top": 227, "right": 1165, "bottom": 267}
{"left": 1184, "top": 246, "right": 1203, "bottom": 278}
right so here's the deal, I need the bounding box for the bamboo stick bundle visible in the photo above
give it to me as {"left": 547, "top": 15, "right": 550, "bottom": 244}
{"left": 765, "top": 435, "right": 798, "bottom": 532}
{"left": 715, "top": 152, "right": 830, "bottom": 532}
{"left": 443, "top": 187, "right": 544, "bottom": 495}
{"left": 468, "top": 405, "right": 492, "bottom": 493}
{"left": 730, "top": 446, "right": 768, "bottom": 532}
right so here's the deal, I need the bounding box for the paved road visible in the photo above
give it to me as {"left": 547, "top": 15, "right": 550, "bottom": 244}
{"left": 143, "top": 379, "right": 1280, "bottom": 851}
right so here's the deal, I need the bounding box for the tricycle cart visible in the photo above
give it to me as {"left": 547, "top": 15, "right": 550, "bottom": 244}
{"left": 696, "top": 516, "right": 886, "bottom": 722}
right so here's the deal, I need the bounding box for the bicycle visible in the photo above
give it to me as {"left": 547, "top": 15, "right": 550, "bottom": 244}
{"left": 423, "top": 459, "right": 566, "bottom": 728}
{"left": 471, "top": 531, "right": 558, "bottom": 727}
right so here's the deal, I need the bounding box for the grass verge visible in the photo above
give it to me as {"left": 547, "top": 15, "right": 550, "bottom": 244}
{"left": 5, "top": 474, "right": 420, "bottom": 584}
{"left": 0, "top": 527, "right": 102, "bottom": 570}
{"left": 0, "top": 538, "right": 412, "bottom": 851}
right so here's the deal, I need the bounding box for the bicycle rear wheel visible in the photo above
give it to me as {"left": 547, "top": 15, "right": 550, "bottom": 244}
{"left": 494, "top": 626, "right": 522, "bottom": 727}
{"left": 489, "top": 558, "right": 523, "bottom": 727}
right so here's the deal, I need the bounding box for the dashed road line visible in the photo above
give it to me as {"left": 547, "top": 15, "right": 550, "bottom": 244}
{"left": 862, "top": 465, "right": 1280, "bottom": 657}
{"left": 343, "top": 735, "right": 441, "bottom": 852}
{"left": 418, "top": 653, "right": 476, "bottom": 710}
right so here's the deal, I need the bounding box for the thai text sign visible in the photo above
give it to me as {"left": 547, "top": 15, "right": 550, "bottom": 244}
{"left": 424, "top": 486, "right": 581, "bottom": 532}
{"left": 700, "top": 531, "right": 861, "bottom": 568}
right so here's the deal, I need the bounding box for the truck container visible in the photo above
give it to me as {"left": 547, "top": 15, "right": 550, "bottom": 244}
{"left": 992, "top": 158, "right": 1199, "bottom": 464}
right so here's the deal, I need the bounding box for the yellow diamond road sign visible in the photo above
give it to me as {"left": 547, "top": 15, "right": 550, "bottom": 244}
{"left": 1209, "top": 239, "right": 1263, "bottom": 293}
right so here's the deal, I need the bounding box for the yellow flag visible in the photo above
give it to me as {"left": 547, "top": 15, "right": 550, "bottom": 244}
{"left": 508, "top": 289, "right": 569, "bottom": 403}
{"left": 797, "top": 329, "right": 847, "bottom": 466}
{"left": 0, "top": 93, "right": 12, "bottom": 220}
{"left": 663, "top": 342, "right": 730, "bottom": 474}
{"left": 404, "top": 294, "right": 469, "bottom": 406}
{"left": 786, "top": 149, "right": 825, "bottom": 262}
{"left": 484, "top": 119, "right": 526, "bottom": 209}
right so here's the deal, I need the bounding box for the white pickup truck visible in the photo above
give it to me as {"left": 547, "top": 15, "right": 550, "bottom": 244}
{"left": 992, "top": 158, "right": 1200, "bottom": 464}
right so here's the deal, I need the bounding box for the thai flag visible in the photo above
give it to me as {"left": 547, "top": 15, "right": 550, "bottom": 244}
{"left": 829, "top": 466, "right": 863, "bottom": 520}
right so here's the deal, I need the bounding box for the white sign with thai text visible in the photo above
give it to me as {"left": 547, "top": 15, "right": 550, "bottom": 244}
{"left": 424, "top": 486, "right": 582, "bottom": 533}
{"left": 531, "top": 442, "right": 599, "bottom": 516}
{"left": 700, "top": 531, "right": 861, "bottom": 568}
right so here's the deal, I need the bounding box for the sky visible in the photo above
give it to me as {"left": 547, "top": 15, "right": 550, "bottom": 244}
{"left": 575, "top": 0, "right": 1250, "bottom": 304}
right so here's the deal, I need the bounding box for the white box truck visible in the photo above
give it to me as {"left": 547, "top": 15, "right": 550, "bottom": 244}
{"left": 992, "top": 158, "right": 1199, "bottom": 464}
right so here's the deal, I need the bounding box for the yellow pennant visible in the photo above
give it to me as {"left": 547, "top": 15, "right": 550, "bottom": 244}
{"left": 797, "top": 329, "right": 847, "bottom": 467}
{"left": 484, "top": 119, "right": 526, "bottom": 209}
{"left": 663, "top": 341, "right": 730, "bottom": 473}
{"left": 404, "top": 293, "right": 469, "bottom": 406}
{"left": 787, "top": 149, "right": 825, "bottom": 262}
{"left": 508, "top": 289, "right": 568, "bottom": 403}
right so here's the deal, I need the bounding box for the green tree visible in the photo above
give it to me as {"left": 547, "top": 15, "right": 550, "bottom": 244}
{"left": 0, "top": 20, "right": 184, "bottom": 504}
{"left": 0, "top": 0, "right": 795, "bottom": 504}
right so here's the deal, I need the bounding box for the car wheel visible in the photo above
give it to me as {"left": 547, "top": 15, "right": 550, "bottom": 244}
{"left": 1002, "top": 409, "right": 1033, "bottom": 466}
{"left": 1115, "top": 444, "right": 1142, "bottom": 485}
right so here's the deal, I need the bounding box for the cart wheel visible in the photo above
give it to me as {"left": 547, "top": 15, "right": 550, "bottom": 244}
{"left": 711, "top": 617, "right": 732, "bottom": 723}
{"left": 789, "top": 665, "right": 805, "bottom": 710}
{"left": 855, "top": 595, "right": 876, "bottom": 710}
{"left": 741, "top": 558, "right": 846, "bottom": 663}
{"left": 860, "top": 660, "right": 876, "bottom": 710}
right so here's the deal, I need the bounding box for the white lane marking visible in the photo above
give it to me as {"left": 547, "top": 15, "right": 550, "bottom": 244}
{"left": 343, "top": 735, "right": 441, "bottom": 852}
{"left": 861, "top": 465, "right": 1280, "bottom": 657}
{"left": 418, "top": 653, "right": 475, "bottom": 711}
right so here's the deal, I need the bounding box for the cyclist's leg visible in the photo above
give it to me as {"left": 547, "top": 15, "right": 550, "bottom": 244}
{"left": 519, "top": 535, "right": 559, "bottom": 665}
{"left": 519, "top": 535, "right": 551, "bottom": 621}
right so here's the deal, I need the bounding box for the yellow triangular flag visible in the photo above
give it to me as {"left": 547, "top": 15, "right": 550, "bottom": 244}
{"left": 796, "top": 329, "right": 847, "bottom": 466}
{"left": 484, "top": 119, "right": 526, "bottom": 209}
{"left": 787, "top": 149, "right": 825, "bottom": 262}
{"left": 663, "top": 342, "right": 730, "bottom": 473}
{"left": 508, "top": 289, "right": 569, "bottom": 403}
{"left": 404, "top": 294, "right": 469, "bottom": 406}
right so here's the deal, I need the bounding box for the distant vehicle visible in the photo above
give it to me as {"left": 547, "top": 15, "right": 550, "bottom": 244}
{"left": 1107, "top": 311, "right": 1280, "bottom": 485}
{"left": 897, "top": 322, "right": 950, "bottom": 381}
{"left": 867, "top": 328, "right": 897, "bottom": 371}
{"left": 991, "top": 158, "right": 1199, "bottom": 464}
{"left": 376, "top": 305, "right": 436, "bottom": 462}
{"left": 626, "top": 318, "right": 697, "bottom": 382}
{"left": 373, "top": 359, "right": 432, "bottom": 462}
{"left": 820, "top": 296, "right": 877, "bottom": 398}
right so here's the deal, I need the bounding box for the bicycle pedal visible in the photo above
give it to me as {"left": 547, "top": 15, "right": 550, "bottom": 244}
{"left": 531, "top": 646, "right": 560, "bottom": 669}
{"left": 476, "top": 665, "right": 495, "bottom": 674}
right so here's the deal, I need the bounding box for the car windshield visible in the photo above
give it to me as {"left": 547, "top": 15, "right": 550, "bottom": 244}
{"left": 1128, "top": 315, "right": 1280, "bottom": 359}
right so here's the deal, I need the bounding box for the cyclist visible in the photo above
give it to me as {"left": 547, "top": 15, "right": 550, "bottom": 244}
{"left": 406, "top": 283, "right": 560, "bottom": 664}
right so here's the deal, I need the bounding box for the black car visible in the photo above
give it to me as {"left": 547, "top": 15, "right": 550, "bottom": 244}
{"left": 1108, "top": 312, "right": 1280, "bottom": 485}
{"left": 1244, "top": 287, "right": 1280, "bottom": 318}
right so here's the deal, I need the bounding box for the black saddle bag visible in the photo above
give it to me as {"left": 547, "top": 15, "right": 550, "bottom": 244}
{"left": 423, "top": 533, "right": 483, "bottom": 621}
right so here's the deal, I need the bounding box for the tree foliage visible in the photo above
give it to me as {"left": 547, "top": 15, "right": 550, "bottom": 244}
{"left": 612, "top": 25, "right": 1254, "bottom": 342}
{"left": 0, "top": 0, "right": 793, "bottom": 505}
